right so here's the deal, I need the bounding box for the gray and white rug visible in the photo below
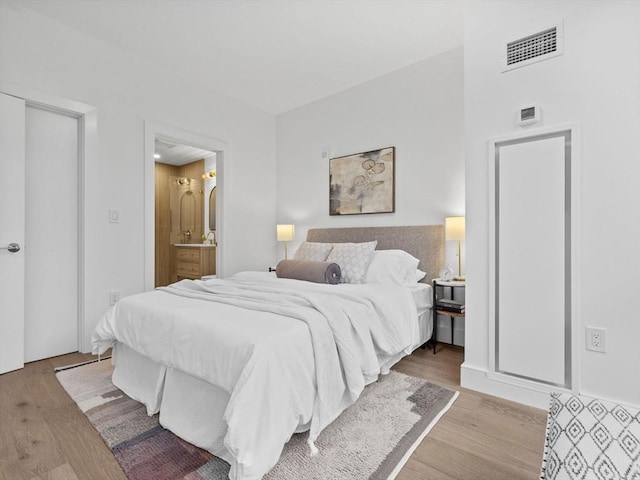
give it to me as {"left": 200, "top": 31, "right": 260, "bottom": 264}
{"left": 57, "top": 360, "right": 458, "bottom": 480}
{"left": 541, "top": 392, "right": 640, "bottom": 480}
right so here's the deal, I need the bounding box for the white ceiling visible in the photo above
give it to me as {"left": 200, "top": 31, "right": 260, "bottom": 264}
{"left": 18, "top": 0, "right": 464, "bottom": 115}
{"left": 155, "top": 138, "right": 216, "bottom": 166}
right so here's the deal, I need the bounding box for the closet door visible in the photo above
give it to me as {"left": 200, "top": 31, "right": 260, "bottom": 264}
{"left": 0, "top": 95, "right": 79, "bottom": 371}
{"left": 491, "top": 128, "right": 576, "bottom": 388}
{"left": 24, "top": 105, "right": 79, "bottom": 362}
{"left": 0, "top": 93, "right": 26, "bottom": 374}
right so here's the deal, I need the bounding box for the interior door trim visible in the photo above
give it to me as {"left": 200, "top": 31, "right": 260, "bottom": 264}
{"left": 487, "top": 123, "right": 581, "bottom": 393}
{"left": 1, "top": 81, "right": 97, "bottom": 353}
{"left": 144, "top": 122, "right": 229, "bottom": 291}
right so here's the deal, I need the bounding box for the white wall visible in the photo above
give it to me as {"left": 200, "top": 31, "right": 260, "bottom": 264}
{"left": 462, "top": 0, "right": 640, "bottom": 407}
{"left": 276, "top": 48, "right": 465, "bottom": 268}
{"left": 0, "top": 4, "right": 277, "bottom": 352}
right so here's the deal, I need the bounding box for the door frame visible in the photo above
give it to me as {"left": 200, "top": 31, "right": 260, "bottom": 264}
{"left": 0, "top": 82, "right": 96, "bottom": 356}
{"left": 486, "top": 123, "right": 581, "bottom": 400}
{"left": 144, "top": 122, "right": 229, "bottom": 291}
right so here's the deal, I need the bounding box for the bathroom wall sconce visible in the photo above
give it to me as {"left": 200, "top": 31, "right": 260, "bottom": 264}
{"left": 202, "top": 170, "right": 216, "bottom": 179}
{"left": 276, "top": 224, "right": 295, "bottom": 259}
{"left": 176, "top": 177, "right": 191, "bottom": 186}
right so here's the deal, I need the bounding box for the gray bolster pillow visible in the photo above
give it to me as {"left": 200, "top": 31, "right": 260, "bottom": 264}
{"left": 275, "top": 259, "right": 341, "bottom": 285}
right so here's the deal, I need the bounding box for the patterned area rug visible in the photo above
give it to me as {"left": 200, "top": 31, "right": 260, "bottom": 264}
{"left": 540, "top": 392, "right": 640, "bottom": 480}
{"left": 56, "top": 360, "right": 457, "bottom": 480}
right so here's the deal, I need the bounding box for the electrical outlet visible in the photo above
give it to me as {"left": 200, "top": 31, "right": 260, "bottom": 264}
{"left": 109, "top": 290, "right": 121, "bottom": 306}
{"left": 586, "top": 327, "right": 606, "bottom": 353}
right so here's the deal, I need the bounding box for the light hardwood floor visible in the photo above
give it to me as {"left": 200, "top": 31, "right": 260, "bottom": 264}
{"left": 394, "top": 346, "right": 547, "bottom": 480}
{"left": 0, "top": 345, "right": 547, "bottom": 480}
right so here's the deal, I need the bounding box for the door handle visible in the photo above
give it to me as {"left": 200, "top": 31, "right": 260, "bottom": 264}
{"left": 1, "top": 243, "right": 20, "bottom": 253}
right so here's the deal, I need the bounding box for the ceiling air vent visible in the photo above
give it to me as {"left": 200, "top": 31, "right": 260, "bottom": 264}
{"left": 503, "top": 21, "right": 564, "bottom": 72}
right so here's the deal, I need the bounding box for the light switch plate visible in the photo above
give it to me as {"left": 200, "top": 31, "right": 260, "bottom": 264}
{"left": 109, "top": 209, "right": 119, "bottom": 223}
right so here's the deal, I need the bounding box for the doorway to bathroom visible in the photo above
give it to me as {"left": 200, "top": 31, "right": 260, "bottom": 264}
{"left": 153, "top": 139, "right": 217, "bottom": 287}
{"left": 144, "top": 122, "right": 228, "bottom": 291}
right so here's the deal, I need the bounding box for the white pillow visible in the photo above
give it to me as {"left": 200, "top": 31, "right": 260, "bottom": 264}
{"left": 415, "top": 269, "right": 427, "bottom": 283}
{"left": 293, "top": 242, "right": 334, "bottom": 262}
{"left": 364, "top": 250, "right": 421, "bottom": 285}
{"left": 326, "top": 241, "right": 377, "bottom": 284}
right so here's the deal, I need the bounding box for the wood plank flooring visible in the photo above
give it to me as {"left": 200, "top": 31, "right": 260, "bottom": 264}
{"left": 394, "top": 346, "right": 547, "bottom": 480}
{"left": 0, "top": 345, "right": 547, "bottom": 480}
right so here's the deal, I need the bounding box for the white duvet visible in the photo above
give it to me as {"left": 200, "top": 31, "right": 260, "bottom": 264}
{"left": 91, "top": 271, "right": 420, "bottom": 480}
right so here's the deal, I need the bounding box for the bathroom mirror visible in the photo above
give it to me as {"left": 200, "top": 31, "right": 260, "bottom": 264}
{"left": 208, "top": 186, "right": 216, "bottom": 232}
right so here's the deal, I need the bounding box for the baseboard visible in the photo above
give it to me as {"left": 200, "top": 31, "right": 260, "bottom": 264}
{"left": 461, "top": 363, "right": 561, "bottom": 410}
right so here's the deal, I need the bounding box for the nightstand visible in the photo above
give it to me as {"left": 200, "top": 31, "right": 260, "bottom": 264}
{"left": 432, "top": 278, "right": 466, "bottom": 354}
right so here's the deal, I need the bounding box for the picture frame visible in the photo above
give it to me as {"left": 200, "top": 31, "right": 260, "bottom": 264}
{"left": 329, "top": 146, "right": 395, "bottom": 215}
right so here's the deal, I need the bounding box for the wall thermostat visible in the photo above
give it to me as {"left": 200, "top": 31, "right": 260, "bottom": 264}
{"left": 519, "top": 105, "right": 540, "bottom": 126}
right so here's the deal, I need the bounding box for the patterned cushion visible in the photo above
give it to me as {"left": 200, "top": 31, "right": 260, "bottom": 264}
{"left": 325, "top": 241, "right": 377, "bottom": 284}
{"left": 293, "top": 242, "right": 334, "bottom": 262}
{"left": 541, "top": 392, "right": 640, "bottom": 480}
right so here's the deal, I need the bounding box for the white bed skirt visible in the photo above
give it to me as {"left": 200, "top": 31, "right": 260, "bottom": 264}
{"left": 112, "top": 341, "right": 166, "bottom": 415}
{"left": 113, "top": 342, "right": 236, "bottom": 460}
{"left": 109, "top": 306, "right": 433, "bottom": 468}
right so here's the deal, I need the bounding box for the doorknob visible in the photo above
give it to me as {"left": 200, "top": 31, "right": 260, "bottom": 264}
{"left": 1, "top": 243, "right": 20, "bottom": 253}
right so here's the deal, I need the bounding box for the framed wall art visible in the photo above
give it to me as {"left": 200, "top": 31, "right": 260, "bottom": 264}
{"left": 329, "top": 146, "right": 395, "bottom": 215}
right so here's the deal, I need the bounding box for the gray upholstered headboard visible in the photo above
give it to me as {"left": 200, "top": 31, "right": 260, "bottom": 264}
{"left": 306, "top": 225, "right": 444, "bottom": 284}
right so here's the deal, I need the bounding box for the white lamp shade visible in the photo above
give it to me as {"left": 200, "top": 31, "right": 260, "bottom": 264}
{"left": 276, "top": 224, "right": 295, "bottom": 242}
{"left": 445, "top": 217, "right": 465, "bottom": 241}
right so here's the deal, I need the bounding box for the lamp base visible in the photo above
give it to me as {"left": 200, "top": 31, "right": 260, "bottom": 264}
{"left": 453, "top": 276, "right": 465, "bottom": 282}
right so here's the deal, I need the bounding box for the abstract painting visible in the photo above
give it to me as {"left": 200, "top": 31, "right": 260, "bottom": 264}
{"left": 329, "top": 146, "right": 395, "bottom": 215}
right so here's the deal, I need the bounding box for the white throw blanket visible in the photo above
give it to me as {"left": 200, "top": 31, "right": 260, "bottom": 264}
{"left": 91, "top": 272, "right": 420, "bottom": 479}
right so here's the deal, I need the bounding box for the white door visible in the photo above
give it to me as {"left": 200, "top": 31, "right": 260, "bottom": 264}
{"left": 492, "top": 130, "right": 574, "bottom": 388}
{"left": 0, "top": 93, "right": 26, "bottom": 374}
{"left": 0, "top": 94, "right": 79, "bottom": 372}
{"left": 24, "top": 106, "right": 78, "bottom": 362}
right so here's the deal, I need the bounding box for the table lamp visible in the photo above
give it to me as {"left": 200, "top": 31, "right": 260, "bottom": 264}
{"left": 276, "top": 224, "right": 295, "bottom": 259}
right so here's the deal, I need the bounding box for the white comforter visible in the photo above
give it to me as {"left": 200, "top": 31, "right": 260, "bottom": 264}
{"left": 91, "top": 271, "right": 420, "bottom": 480}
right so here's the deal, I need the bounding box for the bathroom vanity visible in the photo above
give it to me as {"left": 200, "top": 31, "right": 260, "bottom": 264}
{"left": 174, "top": 244, "right": 216, "bottom": 280}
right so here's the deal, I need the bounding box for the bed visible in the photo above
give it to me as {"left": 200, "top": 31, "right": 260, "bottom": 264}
{"left": 91, "top": 225, "right": 444, "bottom": 480}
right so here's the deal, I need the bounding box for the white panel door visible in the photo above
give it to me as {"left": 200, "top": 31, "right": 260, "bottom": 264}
{"left": 24, "top": 106, "right": 78, "bottom": 362}
{"left": 497, "top": 134, "right": 567, "bottom": 386}
{"left": 0, "top": 93, "right": 26, "bottom": 374}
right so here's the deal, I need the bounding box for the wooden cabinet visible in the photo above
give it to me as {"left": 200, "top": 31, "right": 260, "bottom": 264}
{"left": 175, "top": 245, "right": 216, "bottom": 280}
